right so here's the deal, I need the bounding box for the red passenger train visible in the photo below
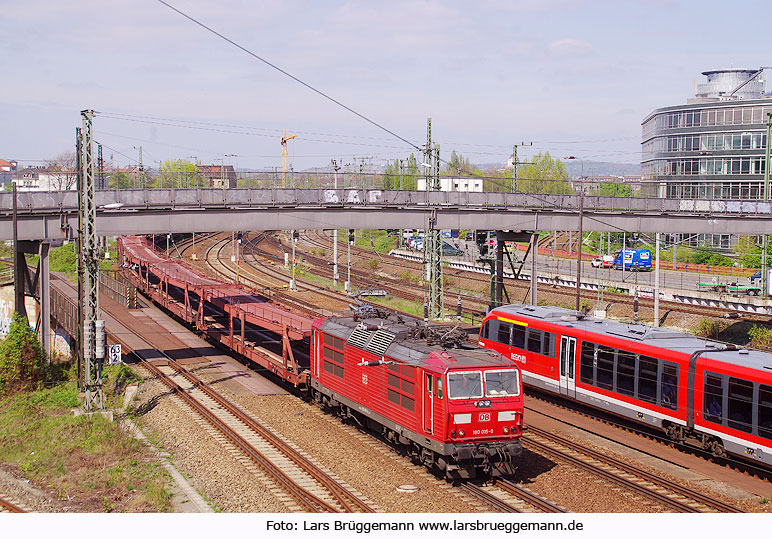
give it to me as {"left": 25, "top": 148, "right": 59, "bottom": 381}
{"left": 117, "top": 236, "right": 523, "bottom": 478}
{"left": 479, "top": 304, "right": 772, "bottom": 468}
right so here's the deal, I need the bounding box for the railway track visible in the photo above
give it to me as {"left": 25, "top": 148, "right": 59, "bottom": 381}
{"left": 461, "top": 481, "right": 567, "bottom": 513}
{"left": 203, "top": 233, "right": 348, "bottom": 317}
{"left": 0, "top": 496, "right": 25, "bottom": 513}
{"left": 526, "top": 393, "right": 772, "bottom": 483}
{"left": 56, "top": 276, "right": 374, "bottom": 513}
{"left": 523, "top": 426, "right": 742, "bottom": 513}
{"left": 298, "top": 229, "right": 772, "bottom": 323}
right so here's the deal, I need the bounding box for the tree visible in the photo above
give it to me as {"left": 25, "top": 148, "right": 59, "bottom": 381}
{"left": 45, "top": 152, "right": 77, "bottom": 190}
{"left": 445, "top": 150, "right": 474, "bottom": 176}
{"left": 516, "top": 152, "right": 574, "bottom": 194}
{"left": 108, "top": 171, "right": 134, "bottom": 189}
{"left": 383, "top": 153, "right": 419, "bottom": 190}
{"left": 153, "top": 159, "right": 205, "bottom": 188}
{"left": 0, "top": 312, "right": 44, "bottom": 394}
{"left": 590, "top": 182, "right": 632, "bottom": 197}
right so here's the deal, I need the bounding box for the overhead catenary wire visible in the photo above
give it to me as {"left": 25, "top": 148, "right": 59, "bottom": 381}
{"left": 155, "top": 0, "right": 422, "bottom": 154}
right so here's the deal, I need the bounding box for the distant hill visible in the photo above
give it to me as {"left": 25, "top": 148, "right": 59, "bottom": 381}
{"left": 561, "top": 160, "right": 641, "bottom": 177}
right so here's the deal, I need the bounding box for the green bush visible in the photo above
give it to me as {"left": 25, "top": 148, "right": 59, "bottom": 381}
{"left": 0, "top": 313, "right": 45, "bottom": 395}
{"left": 748, "top": 325, "right": 772, "bottom": 349}
{"left": 693, "top": 318, "right": 724, "bottom": 340}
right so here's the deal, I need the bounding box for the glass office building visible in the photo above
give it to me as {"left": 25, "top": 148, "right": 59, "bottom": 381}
{"left": 641, "top": 69, "right": 772, "bottom": 248}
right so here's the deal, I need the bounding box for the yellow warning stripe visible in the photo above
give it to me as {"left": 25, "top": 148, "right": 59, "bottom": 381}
{"left": 497, "top": 316, "right": 527, "bottom": 327}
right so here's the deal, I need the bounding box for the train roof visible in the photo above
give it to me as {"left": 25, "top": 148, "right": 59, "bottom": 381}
{"left": 491, "top": 304, "right": 772, "bottom": 373}
{"left": 319, "top": 315, "right": 514, "bottom": 374}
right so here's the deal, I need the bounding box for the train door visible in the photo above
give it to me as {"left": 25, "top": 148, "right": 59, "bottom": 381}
{"left": 559, "top": 336, "right": 577, "bottom": 397}
{"left": 423, "top": 372, "right": 434, "bottom": 434}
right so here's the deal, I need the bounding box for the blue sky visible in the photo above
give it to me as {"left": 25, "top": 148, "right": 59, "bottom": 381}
{"left": 1, "top": 0, "right": 770, "bottom": 171}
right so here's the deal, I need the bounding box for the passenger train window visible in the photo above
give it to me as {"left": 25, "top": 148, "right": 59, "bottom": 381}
{"left": 526, "top": 329, "right": 542, "bottom": 354}
{"left": 660, "top": 363, "right": 678, "bottom": 410}
{"left": 637, "top": 356, "right": 658, "bottom": 403}
{"left": 728, "top": 377, "right": 753, "bottom": 433}
{"left": 596, "top": 345, "right": 615, "bottom": 391}
{"left": 481, "top": 321, "right": 490, "bottom": 340}
{"left": 498, "top": 322, "right": 513, "bottom": 346}
{"left": 758, "top": 385, "right": 772, "bottom": 440}
{"left": 703, "top": 373, "right": 724, "bottom": 424}
{"left": 615, "top": 350, "right": 636, "bottom": 397}
{"left": 580, "top": 342, "right": 595, "bottom": 385}
{"left": 513, "top": 325, "right": 526, "bottom": 349}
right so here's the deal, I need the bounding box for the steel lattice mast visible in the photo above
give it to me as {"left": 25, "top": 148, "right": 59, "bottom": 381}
{"left": 79, "top": 109, "right": 103, "bottom": 411}
{"left": 423, "top": 118, "right": 444, "bottom": 319}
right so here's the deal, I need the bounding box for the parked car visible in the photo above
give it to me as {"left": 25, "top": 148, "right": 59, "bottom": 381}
{"left": 442, "top": 242, "right": 464, "bottom": 257}
{"left": 613, "top": 248, "right": 652, "bottom": 271}
{"left": 591, "top": 255, "right": 614, "bottom": 268}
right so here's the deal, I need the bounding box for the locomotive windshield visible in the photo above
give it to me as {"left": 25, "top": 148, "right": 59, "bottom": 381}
{"left": 484, "top": 369, "right": 520, "bottom": 397}
{"left": 447, "top": 372, "right": 483, "bottom": 399}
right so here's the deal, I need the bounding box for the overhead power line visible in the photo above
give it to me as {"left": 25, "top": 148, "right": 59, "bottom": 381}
{"left": 155, "top": 0, "right": 422, "bottom": 153}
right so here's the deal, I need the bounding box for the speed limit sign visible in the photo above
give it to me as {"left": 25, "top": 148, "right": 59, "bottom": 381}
{"left": 108, "top": 344, "right": 122, "bottom": 364}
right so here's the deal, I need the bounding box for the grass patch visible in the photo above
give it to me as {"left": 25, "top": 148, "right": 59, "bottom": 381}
{"left": 693, "top": 318, "right": 726, "bottom": 340}
{"left": 0, "top": 373, "right": 172, "bottom": 512}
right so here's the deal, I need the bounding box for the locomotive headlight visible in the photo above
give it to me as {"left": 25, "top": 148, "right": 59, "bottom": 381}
{"left": 503, "top": 427, "right": 509, "bottom": 434}
{"left": 458, "top": 430, "right": 465, "bottom": 437}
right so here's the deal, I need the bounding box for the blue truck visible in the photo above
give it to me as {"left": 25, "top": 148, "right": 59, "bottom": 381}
{"left": 613, "top": 248, "right": 652, "bottom": 271}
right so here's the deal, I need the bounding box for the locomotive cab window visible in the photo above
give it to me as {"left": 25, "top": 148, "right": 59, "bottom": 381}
{"left": 484, "top": 369, "right": 520, "bottom": 397}
{"left": 448, "top": 371, "right": 483, "bottom": 399}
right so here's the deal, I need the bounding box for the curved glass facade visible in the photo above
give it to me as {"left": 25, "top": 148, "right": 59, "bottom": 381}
{"left": 641, "top": 70, "right": 772, "bottom": 248}
{"left": 642, "top": 100, "right": 771, "bottom": 200}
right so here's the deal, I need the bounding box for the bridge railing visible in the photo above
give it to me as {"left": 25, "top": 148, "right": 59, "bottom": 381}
{"left": 3, "top": 188, "right": 772, "bottom": 217}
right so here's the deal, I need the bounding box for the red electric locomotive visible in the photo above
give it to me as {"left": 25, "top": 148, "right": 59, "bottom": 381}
{"left": 311, "top": 312, "right": 524, "bottom": 479}
{"left": 479, "top": 303, "right": 772, "bottom": 468}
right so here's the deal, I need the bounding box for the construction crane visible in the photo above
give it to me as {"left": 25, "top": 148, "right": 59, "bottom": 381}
{"left": 281, "top": 130, "right": 297, "bottom": 188}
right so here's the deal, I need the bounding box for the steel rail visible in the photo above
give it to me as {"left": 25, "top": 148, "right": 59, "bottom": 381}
{"left": 495, "top": 479, "right": 568, "bottom": 513}
{"left": 54, "top": 277, "right": 371, "bottom": 513}
{"left": 164, "top": 360, "right": 373, "bottom": 513}
{"left": 0, "top": 497, "right": 25, "bottom": 513}
{"left": 459, "top": 483, "right": 522, "bottom": 513}
{"left": 527, "top": 425, "right": 742, "bottom": 513}
{"left": 523, "top": 432, "right": 727, "bottom": 513}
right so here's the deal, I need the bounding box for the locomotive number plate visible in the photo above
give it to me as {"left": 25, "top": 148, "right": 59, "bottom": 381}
{"left": 478, "top": 412, "right": 491, "bottom": 422}
{"left": 362, "top": 374, "right": 368, "bottom": 385}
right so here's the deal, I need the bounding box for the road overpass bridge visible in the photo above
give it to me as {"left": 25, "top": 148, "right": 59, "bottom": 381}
{"left": 1, "top": 188, "right": 771, "bottom": 241}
